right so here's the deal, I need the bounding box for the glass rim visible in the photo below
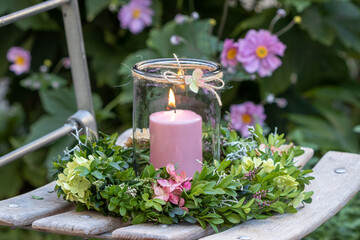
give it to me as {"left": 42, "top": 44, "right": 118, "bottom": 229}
{"left": 132, "top": 58, "right": 222, "bottom": 79}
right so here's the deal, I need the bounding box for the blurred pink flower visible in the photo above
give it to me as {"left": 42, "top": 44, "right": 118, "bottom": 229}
{"left": 174, "top": 14, "right": 186, "bottom": 24}
{"left": 117, "top": 0, "right": 154, "bottom": 34}
{"left": 62, "top": 57, "right": 71, "bottom": 69}
{"left": 7, "top": 47, "right": 31, "bottom": 75}
{"left": 230, "top": 101, "right": 266, "bottom": 137}
{"left": 237, "top": 29, "right": 286, "bottom": 77}
{"left": 220, "top": 39, "right": 238, "bottom": 68}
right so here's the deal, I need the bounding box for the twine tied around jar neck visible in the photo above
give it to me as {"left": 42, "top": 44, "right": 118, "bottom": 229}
{"left": 132, "top": 54, "right": 225, "bottom": 106}
{"left": 163, "top": 54, "right": 225, "bottom": 106}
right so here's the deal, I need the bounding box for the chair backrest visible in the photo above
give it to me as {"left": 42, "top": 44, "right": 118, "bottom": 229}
{"left": 0, "top": 0, "right": 97, "bottom": 167}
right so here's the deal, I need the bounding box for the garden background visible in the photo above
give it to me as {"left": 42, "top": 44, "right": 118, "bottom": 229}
{"left": 0, "top": 0, "right": 360, "bottom": 239}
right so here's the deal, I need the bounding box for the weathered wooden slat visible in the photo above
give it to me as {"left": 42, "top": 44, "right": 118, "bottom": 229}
{"left": 0, "top": 181, "right": 72, "bottom": 227}
{"left": 200, "top": 151, "right": 360, "bottom": 240}
{"left": 112, "top": 223, "right": 213, "bottom": 240}
{"left": 32, "top": 209, "right": 127, "bottom": 237}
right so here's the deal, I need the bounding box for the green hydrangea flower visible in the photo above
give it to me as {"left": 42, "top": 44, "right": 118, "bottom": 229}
{"left": 273, "top": 175, "right": 299, "bottom": 193}
{"left": 262, "top": 159, "right": 275, "bottom": 173}
{"left": 56, "top": 154, "right": 93, "bottom": 205}
{"left": 242, "top": 156, "right": 262, "bottom": 171}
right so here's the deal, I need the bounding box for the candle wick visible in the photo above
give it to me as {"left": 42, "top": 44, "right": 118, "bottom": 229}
{"left": 174, "top": 109, "right": 176, "bottom": 114}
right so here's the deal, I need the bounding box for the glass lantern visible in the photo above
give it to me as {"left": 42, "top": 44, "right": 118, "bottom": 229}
{"left": 132, "top": 58, "right": 223, "bottom": 176}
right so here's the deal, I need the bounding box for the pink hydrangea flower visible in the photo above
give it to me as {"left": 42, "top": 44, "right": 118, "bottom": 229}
{"left": 117, "top": 0, "right": 154, "bottom": 34}
{"left": 179, "top": 198, "right": 189, "bottom": 212}
{"left": 237, "top": 29, "right": 286, "bottom": 77}
{"left": 220, "top": 39, "right": 238, "bottom": 68}
{"left": 230, "top": 101, "right": 266, "bottom": 137}
{"left": 154, "top": 185, "right": 170, "bottom": 202}
{"left": 6, "top": 47, "right": 31, "bottom": 75}
{"left": 153, "top": 164, "right": 192, "bottom": 209}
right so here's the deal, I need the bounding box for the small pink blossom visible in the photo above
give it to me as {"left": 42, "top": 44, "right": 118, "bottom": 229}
{"left": 169, "top": 193, "right": 179, "bottom": 204}
{"left": 166, "top": 164, "right": 176, "bottom": 176}
{"left": 117, "top": 0, "right": 154, "bottom": 34}
{"left": 152, "top": 164, "right": 192, "bottom": 208}
{"left": 7, "top": 47, "right": 31, "bottom": 75}
{"left": 183, "top": 181, "right": 191, "bottom": 191}
{"left": 179, "top": 198, "right": 189, "bottom": 212}
{"left": 237, "top": 29, "right": 286, "bottom": 77}
{"left": 220, "top": 39, "right": 238, "bottom": 68}
{"left": 157, "top": 179, "right": 181, "bottom": 192}
{"left": 154, "top": 185, "right": 170, "bottom": 202}
{"left": 230, "top": 101, "right": 266, "bottom": 137}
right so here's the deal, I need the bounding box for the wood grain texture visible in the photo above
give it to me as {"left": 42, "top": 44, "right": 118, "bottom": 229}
{"left": 112, "top": 223, "right": 213, "bottom": 240}
{"left": 200, "top": 151, "right": 360, "bottom": 240}
{"left": 32, "top": 209, "right": 127, "bottom": 237}
{"left": 0, "top": 181, "right": 71, "bottom": 227}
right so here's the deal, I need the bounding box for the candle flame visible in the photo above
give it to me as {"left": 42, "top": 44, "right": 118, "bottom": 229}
{"left": 168, "top": 89, "right": 176, "bottom": 109}
{"left": 177, "top": 69, "right": 183, "bottom": 76}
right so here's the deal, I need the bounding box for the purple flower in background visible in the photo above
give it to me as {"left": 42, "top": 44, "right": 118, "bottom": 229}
{"left": 237, "top": 29, "right": 286, "bottom": 77}
{"left": 62, "top": 57, "right": 71, "bottom": 69}
{"left": 174, "top": 14, "right": 186, "bottom": 24}
{"left": 117, "top": 0, "right": 154, "bottom": 34}
{"left": 6, "top": 47, "right": 31, "bottom": 75}
{"left": 230, "top": 101, "right": 266, "bottom": 137}
{"left": 220, "top": 39, "right": 238, "bottom": 68}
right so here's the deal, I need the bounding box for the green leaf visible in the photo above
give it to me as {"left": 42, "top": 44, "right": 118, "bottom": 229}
{"left": 158, "top": 216, "right": 173, "bottom": 224}
{"left": 250, "top": 183, "right": 261, "bottom": 193}
{"left": 74, "top": 166, "right": 90, "bottom": 176}
{"left": 132, "top": 213, "right": 147, "bottom": 224}
{"left": 142, "top": 193, "right": 149, "bottom": 201}
{"left": 184, "top": 215, "right": 197, "bottom": 224}
{"left": 198, "top": 218, "right": 207, "bottom": 229}
{"left": 209, "top": 218, "right": 224, "bottom": 225}
{"left": 91, "top": 171, "right": 103, "bottom": 179}
{"left": 226, "top": 213, "right": 241, "bottom": 224}
{"left": 120, "top": 206, "right": 127, "bottom": 216}
{"left": 31, "top": 195, "right": 44, "bottom": 200}
{"left": 216, "top": 176, "right": 234, "bottom": 189}
{"left": 153, "top": 202, "right": 162, "bottom": 211}
{"left": 109, "top": 162, "right": 121, "bottom": 170}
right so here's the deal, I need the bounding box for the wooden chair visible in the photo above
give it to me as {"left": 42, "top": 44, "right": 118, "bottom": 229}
{"left": 1, "top": 1, "right": 360, "bottom": 239}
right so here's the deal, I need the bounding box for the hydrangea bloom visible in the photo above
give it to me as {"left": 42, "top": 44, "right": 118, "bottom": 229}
{"left": 56, "top": 155, "right": 93, "bottom": 205}
{"left": 220, "top": 39, "right": 238, "bottom": 69}
{"left": 117, "top": 0, "right": 154, "bottom": 34}
{"left": 237, "top": 29, "right": 286, "bottom": 77}
{"left": 6, "top": 47, "right": 31, "bottom": 75}
{"left": 153, "top": 164, "right": 191, "bottom": 211}
{"left": 230, "top": 101, "right": 266, "bottom": 137}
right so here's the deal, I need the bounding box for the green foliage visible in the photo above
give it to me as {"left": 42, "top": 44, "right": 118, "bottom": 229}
{"left": 53, "top": 124, "right": 313, "bottom": 232}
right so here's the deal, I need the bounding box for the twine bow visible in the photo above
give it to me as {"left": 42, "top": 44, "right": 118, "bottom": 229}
{"left": 163, "top": 54, "right": 225, "bottom": 106}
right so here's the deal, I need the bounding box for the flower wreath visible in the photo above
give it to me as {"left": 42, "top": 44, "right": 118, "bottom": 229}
{"left": 53, "top": 124, "right": 314, "bottom": 232}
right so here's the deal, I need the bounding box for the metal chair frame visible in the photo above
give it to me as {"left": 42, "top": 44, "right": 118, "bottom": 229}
{"left": 0, "top": 0, "right": 97, "bottom": 167}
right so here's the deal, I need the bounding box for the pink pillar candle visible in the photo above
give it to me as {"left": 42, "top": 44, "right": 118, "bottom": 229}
{"left": 149, "top": 110, "right": 203, "bottom": 176}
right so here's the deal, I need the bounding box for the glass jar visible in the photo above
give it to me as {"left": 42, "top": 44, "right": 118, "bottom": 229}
{"left": 132, "top": 58, "right": 222, "bottom": 176}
